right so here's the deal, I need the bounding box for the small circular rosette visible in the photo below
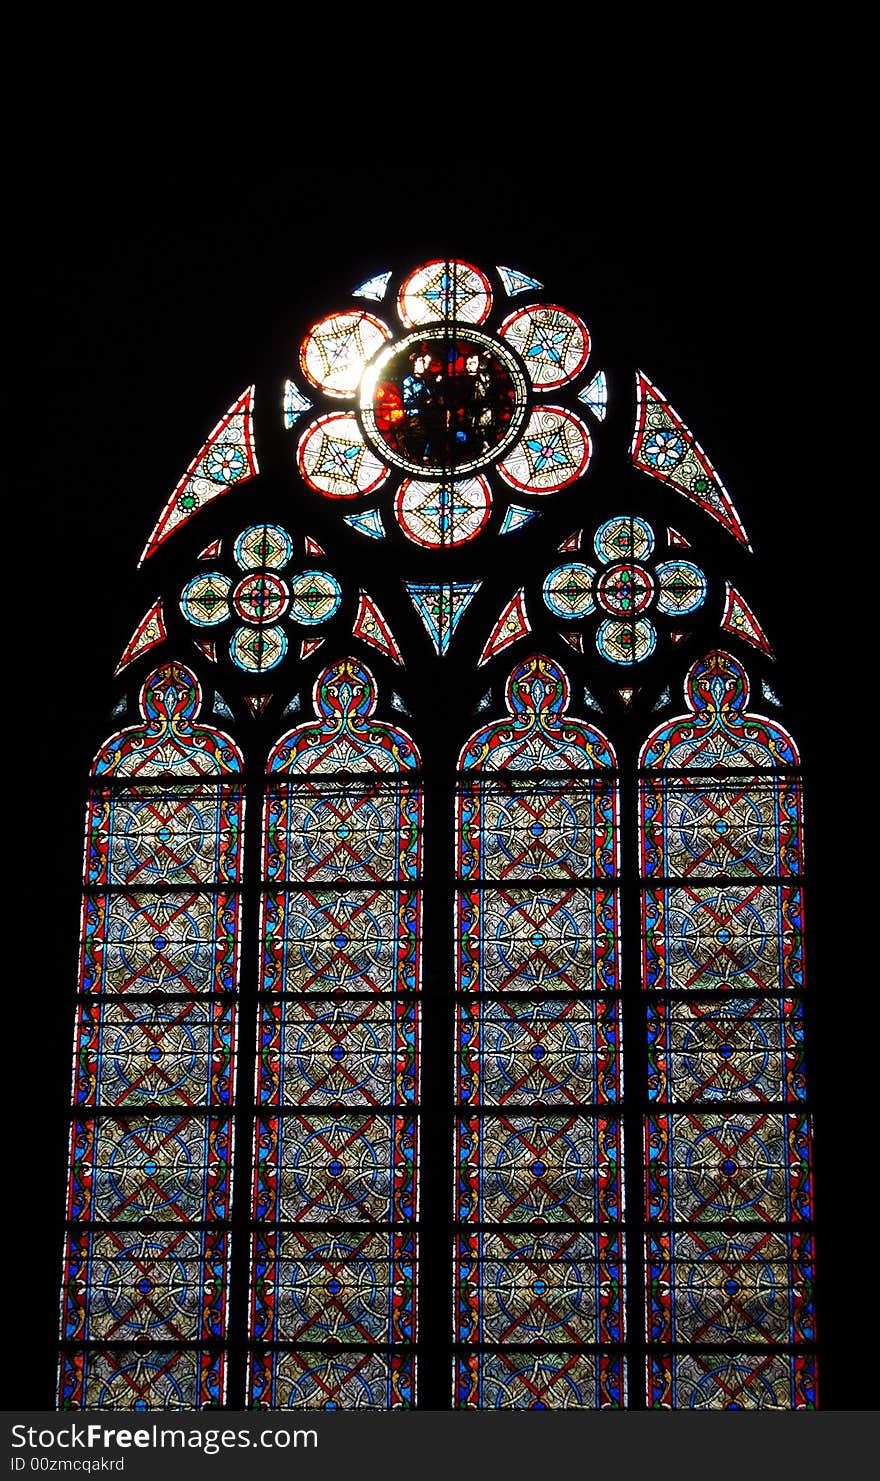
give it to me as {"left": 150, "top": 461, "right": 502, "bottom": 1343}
{"left": 288, "top": 570, "right": 342, "bottom": 626}
{"left": 497, "top": 406, "right": 591, "bottom": 494}
{"left": 500, "top": 303, "right": 590, "bottom": 390}
{"left": 300, "top": 310, "right": 391, "bottom": 398}
{"left": 298, "top": 412, "right": 390, "bottom": 499}
{"left": 230, "top": 624, "right": 288, "bottom": 673}
{"left": 654, "top": 560, "right": 707, "bottom": 615}
{"left": 541, "top": 516, "right": 707, "bottom": 664}
{"left": 394, "top": 475, "right": 492, "bottom": 548}
{"left": 396, "top": 259, "right": 493, "bottom": 328}
{"left": 234, "top": 523, "right": 293, "bottom": 570}
{"left": 179, "top": 573, "right": 232, "bottom": 627}
{"left": 177, "top": 523, "right": 342, "bottom": 676}
{"left": 232, "top": 571, "right": 290, "bottom": 625}
{"left": 542, "top": 562, "right": 596, "bottom": 619}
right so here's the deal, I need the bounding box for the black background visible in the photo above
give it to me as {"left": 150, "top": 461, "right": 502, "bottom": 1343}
{"left": 10, "top": 137, "right": 868, "bottom": 1409}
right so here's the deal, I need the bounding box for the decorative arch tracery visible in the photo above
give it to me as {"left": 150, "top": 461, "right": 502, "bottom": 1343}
{"left": 639, "top": 652, "right": 814, "bottom": 1409}
{"left": 252, "top": 661, "right": 421, "bottom": 1408}
{"left": 61, "top": 665, "right": 243, "bottom": 1409}
{"left": 454, "top": 656, "right": 623, "bottom": 1408}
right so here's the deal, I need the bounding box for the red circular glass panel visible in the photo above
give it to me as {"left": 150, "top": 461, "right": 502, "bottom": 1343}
{"left": 232, "top": 571, "right": 290, "bottom": 625}
{"left": 596, "top": 562, "right": 655, "bottom": 616}
{"left": 360, "top": 328, "right": 528, "bottom": 477}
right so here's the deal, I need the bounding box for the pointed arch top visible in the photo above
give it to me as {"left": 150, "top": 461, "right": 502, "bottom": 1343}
{"left": 267, "top": 658, "right": 420, "bottom": 774}
{"left": 640, "top": 650, "right": 799, "bottom": 770}
{"left": 459, "top": 655, "right": 616, "bottom": 771}
{"left": 93, "top": 663, "right": 243, "bottom": 777}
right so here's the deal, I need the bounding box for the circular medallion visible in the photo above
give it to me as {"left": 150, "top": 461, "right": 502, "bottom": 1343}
{"left": 234, "top": 524, "right": 293, "bottom": 570}
{"left": 596, "top": 617, "right": 656, "bottom": 664}
{"left": 542, "top": 562, "right": 596, "bottom": 619}
{"left": 596, "top": 562, "right": 655, "bottom": 616}
{"left": 360, "top": 327, "right": 528, "bottom": 477}
{"left": 643, "top": 427, "right": 686, "bottom": 470}
{"left": 394, "top": 475, "right": 492, "bottom": 548}
{"left": 288, "top": 570, "right": 342, "bottom": 625}
{"left": 179, "top": 573, "right": 231, "bottom": 627}
{"left": 655, "top": 560, "right": 708, "bottom": 615}
{"left": 201, "top": 442, "right": 247, "bottom": 484}
{"left": 496, "top": 406, "right": 591, "bottom": 494}
{"left": 297, "top": 412, "right": 390, "bottom": 499}
{"left": 594, "top": 516, "right": 654, "bottom": 564}
{"left": 232, "top": 571, "right": 290, "bottom": 625}
{"left": 230, "top": 624, "right": 288, "bottom": 672}
{"left": 299, "top": 310, "right": 391, "bottom": 398}
{"left": 397, "top": 259, "right": 492, "bottom": 328}
{"left": 500, "top": 303, "right": 591, "bottom": 390}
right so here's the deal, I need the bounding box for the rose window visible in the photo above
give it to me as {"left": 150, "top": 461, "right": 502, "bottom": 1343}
{"left": 542, "top": 516, "right": 707, "bottom": 664}
{"left": 289, "top": 259, "right": 599, "bottom": 551}
{"left": 178, "top": 522, "right": 341, "bottom": 673}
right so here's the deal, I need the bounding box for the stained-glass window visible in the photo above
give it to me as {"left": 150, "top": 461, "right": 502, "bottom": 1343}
{"left": 54, "top": 250, "right": 823, "bottom": 1413}
{"left": 251, "top": 660, "right": 421, "bottom": 1409}
{"left": 60, "top": 665, "right": 243, "bottom": 1408}
{"left": 455, "top": 655, "right": 623, "bottom": 1407}
{"left": 639, "top": 651, "right": 815, "bottom": 1408}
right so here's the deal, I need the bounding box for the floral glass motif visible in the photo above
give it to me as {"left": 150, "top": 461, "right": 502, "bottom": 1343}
{"left": 542, "top": 517, "right": 707, "bottom": 664}
{"left": 60, "top": 666, "right": 243, "bottom": 1409}
{"left": 454, "top": 656, "right": 623, "bottom": 1407}
{"left": 638, "top": 652, "right": 815, "bottom": 1407}
{"left": 250, "top": 660, "right": 422, "bottom": 1409}
{"left": 178, "top": 524, "right": 341, "bottom": 675}
{"left": 291, "top": 260, "right": 595, "bottom": 551}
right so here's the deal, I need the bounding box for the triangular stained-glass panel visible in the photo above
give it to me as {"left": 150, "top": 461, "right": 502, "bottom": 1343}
{"left": 721, "top": 583, "right": 774, "bottom": 656}
{"left": 558, "top": 530, "right": 583, "bottom": 553}
{"left": 406, "top": 582, "right": 480, "bottom": 656}
{"left": 244, "top": 695, "right": 271, "bottom": 717}
{"left": 282, "top": 381, "right": 313, "bottom": 428}
{"left": 213, "top": 692, "right": 234, "bottom": 719}
{"left": 353, "top": 271, "right": 392, "bottom": 301}
{"left": 499, "top": 505, "right": 539, "bottom": 536}
{"left": 477, "top": 588, "right": 531, "bottom": 667}
{"left": 666, "top": 526, "right": 690, "bottom": 548}
{"left": 578, "top": 369, "right": 608, "bottom": 421}
{"left": 343, "top": 509, "right": 386, "bottom": 540}
{"left": 192, "top": 639, "right": 217, "bottom": 663}
{"left": 353, "top": 591, "right": 404, "bottom": 665}
{"left": 114, "top": 600, "right": 167, "bottom": 675}
{"left": 139, "top": 387, "right": 259, "bottom": 563}
{"left": 497, "top": 265, "right": 544, "bottom": 297}
{"left": 300, "top": 637, "right": 325, "bottom": 660}
{"left": 631, "top": 371, "right": 749, "bottom": 547}
{"left": 198, "top": 539, "right": 223, "bottom": 560}
{"left": 559, "top": 630, "right": 583, "bottom": 653}
{"left": 304, "top": 536, "right": 326, "bottom": 557}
